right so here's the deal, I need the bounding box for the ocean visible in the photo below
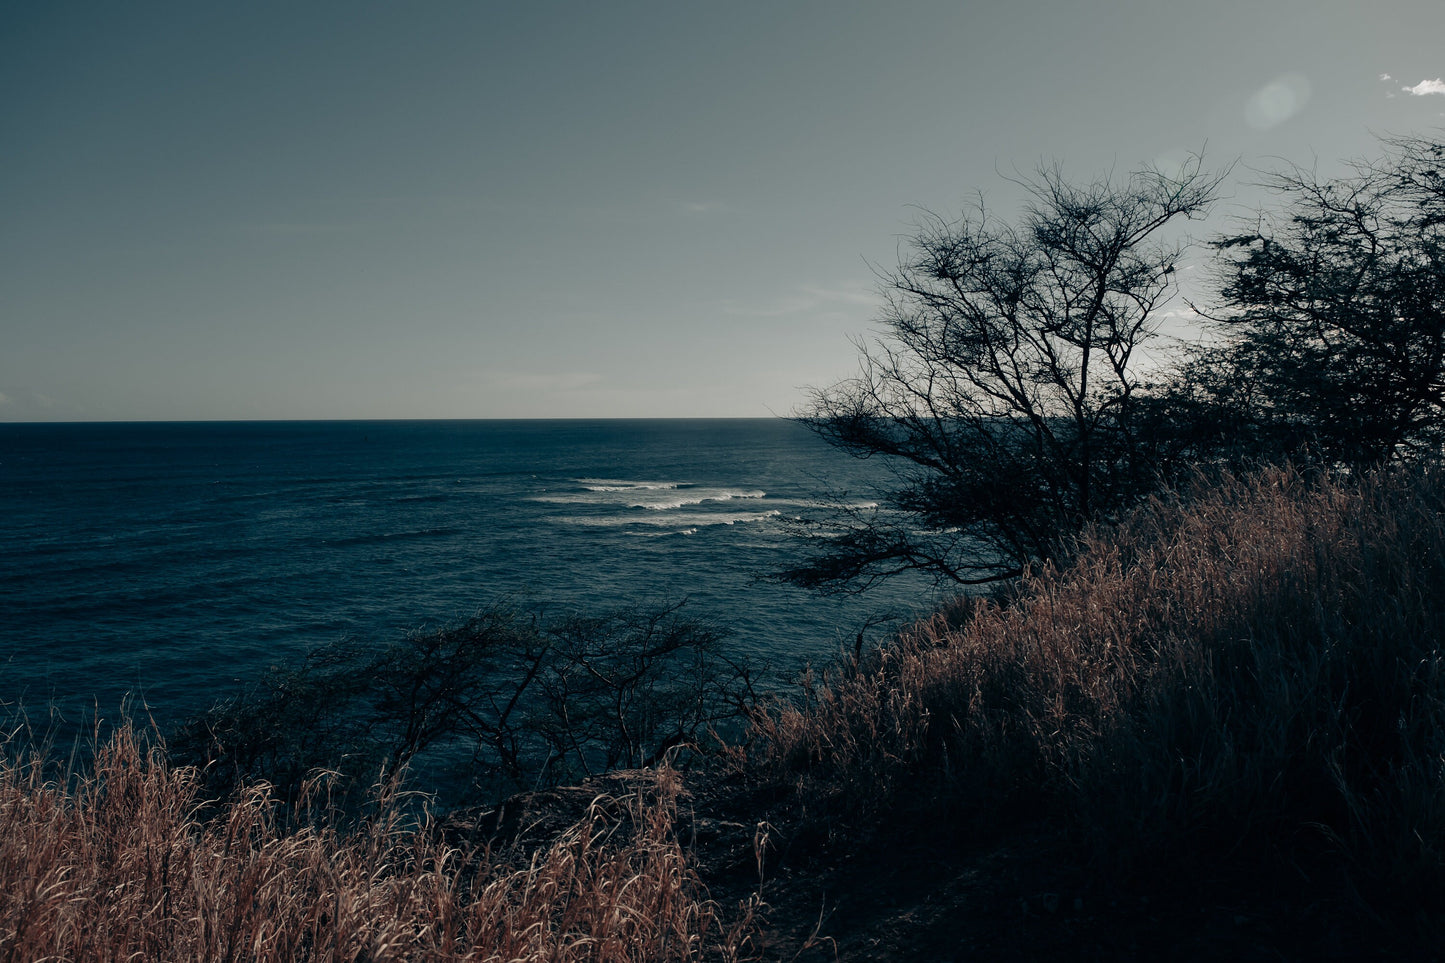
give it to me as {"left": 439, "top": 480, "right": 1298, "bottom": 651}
{"left": 1, "top": 419, "right": 937, "bottom": 737}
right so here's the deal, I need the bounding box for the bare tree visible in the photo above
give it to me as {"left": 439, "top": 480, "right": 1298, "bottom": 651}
{"left": 784, "top": 157, "right": 1225, "bottom": 591}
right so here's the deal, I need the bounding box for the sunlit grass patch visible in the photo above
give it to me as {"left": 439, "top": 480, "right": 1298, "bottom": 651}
{"left": 0, "top": 723, "right": 754, "bottom": 961}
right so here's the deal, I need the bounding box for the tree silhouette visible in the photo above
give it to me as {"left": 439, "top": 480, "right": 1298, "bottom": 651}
{"left": 1207, "top": 134, "right": 1445, "bottom": 466}
{"left": 785, "top": 157, "right": 1225, "bottom": 591}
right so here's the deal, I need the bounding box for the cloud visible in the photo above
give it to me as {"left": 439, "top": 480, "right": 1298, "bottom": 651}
{"left": 0, "top": 392, "right": 9, "bottom": 406}
{"left": 1380, "top": 73, "right": 1393, "bottom": 82}
{"left": 1403, "top": 78, "right": 1445, "bottom": 96}
{"left": 1245, "top": 73, "right": 1312, "bottom": 130}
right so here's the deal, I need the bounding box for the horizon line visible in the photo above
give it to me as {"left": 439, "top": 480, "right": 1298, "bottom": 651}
{"left": 0, "top": 414, "right": 797, "bottom": 427}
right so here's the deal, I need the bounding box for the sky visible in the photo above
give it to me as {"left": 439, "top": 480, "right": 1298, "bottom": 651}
{"left": 3, "top": 0, "right": 1444, "bottom": 421}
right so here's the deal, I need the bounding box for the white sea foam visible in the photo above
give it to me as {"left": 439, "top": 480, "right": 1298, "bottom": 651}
{"left": 760, "top": 497, "right": 880, "bottom": 511}
{"left": 534, "top": 486, "right": 766, "bottom": 510}
{"left": 576, "top": 478, "right": 680, "bottom": 492}
{"left": 557, "top": 509, "right": 782, "bottom": 529}
{"left": 627, "top": 527, "right": 700, "bottom": 537}
{"left": 630, "top": 489, "right": 765, "bottom": 510}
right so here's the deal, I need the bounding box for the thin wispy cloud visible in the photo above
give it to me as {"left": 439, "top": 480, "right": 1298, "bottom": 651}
{"left": 1380, "top": 73, "right": 1393, "bottom": 82}
{"left": 1402, "top": 78, "right": 1445, "bottom": 96}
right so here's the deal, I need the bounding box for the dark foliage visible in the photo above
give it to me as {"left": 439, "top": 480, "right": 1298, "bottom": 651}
{"left": 168, "top": 602, "right": 761, "bottom": 810}
{"left": 1203, "top": 134, "right": 1445, "bottom": 466}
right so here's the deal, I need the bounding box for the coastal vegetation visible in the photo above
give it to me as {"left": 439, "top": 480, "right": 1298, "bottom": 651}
{"left": 5, "top": 131, "right": 1445, "bottom": 957}
{"left": 785, "top": 155, "right": 1229, "bottom": 589}
{"left": 750, "top": 464, "right": 1445, "bottom": 952}
{"left": 0, "top": 725, "right": 754, "bottom": 961}
{"left": 167, "top": 602, "right": 758, "bottom": 812}
{"left": 786, "top": 133, "right": 1445, "bottom": 593}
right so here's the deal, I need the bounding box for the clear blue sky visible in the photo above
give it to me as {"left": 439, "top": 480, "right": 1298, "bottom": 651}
{"left": 3, "top": 0, "right": 1443, "bottom": 420}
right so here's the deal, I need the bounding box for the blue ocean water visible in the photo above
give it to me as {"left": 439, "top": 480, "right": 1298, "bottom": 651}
{"left": 1, "top": 419, "right": 936, "bottom": 733}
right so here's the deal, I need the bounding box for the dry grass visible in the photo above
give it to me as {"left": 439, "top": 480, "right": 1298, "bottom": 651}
{"left": 0, "top": 723, "right": 755, "bottom": 962}
{"left": 751, "top": 465, "right": 1445, "bottom": 908}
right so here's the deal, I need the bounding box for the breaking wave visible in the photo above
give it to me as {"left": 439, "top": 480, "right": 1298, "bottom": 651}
{"left": 577, "top": 479, "right": 679, "bottom": 492}
{"left": 534, "top": 481, "right": 767, "bottom": 511}
{"left": 556, "top": 509, "right": 782, "bottom": 529}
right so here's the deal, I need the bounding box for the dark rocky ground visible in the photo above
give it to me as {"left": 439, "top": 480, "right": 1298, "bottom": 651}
{"left": 441, "top": 767, "right": 1426, "bottom": 961}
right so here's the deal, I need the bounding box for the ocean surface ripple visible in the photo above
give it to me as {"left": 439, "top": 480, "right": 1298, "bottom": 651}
{"left": 1, "top": 419, "right": 935, "bottom": 730}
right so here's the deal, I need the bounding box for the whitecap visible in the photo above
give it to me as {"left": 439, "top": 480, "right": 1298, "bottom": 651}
{"left": 576, "top": 478, "right": 680, "bottom": 492}
{"left": 759, "top": 496, "right": 880, "bottom": 511}
{"left": 630, "top": 489, "right": 765, "bottom": 510}
{"left": 556, "top": 509, "right": 782, "bottom": 529}
{"left": 626, "top": 527, "right": 700, "bottom": 538}
{"left": 534, "top": 486, "right": 766, "bottom": 510}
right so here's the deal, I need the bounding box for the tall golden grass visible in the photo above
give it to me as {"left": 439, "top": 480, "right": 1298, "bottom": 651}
{"left": 0, "top": 723, "right": 754, "bottom": 961}
{"left": 752, "top": 465, "right": 1445, "bottom": 903}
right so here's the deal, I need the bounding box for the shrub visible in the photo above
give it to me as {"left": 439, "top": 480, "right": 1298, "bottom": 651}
{"left": 170, "top": 602, "right": 759, "bottom": 811}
